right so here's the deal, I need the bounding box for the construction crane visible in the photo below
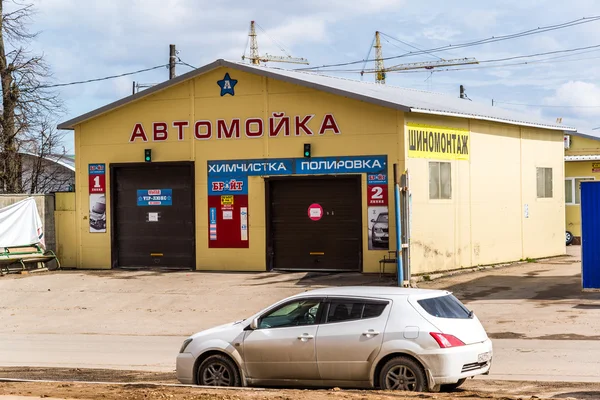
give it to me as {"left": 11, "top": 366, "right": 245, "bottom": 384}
{"left": 364, "top": 31, "right": 479, "bottom": 84}
{"left": 242, "top": 21, "right": 309, "bottom": 66}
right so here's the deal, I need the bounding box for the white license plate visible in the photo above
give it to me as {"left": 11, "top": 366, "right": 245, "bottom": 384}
{"left": 478, "top": 352, "right": 491, "bottom": 363}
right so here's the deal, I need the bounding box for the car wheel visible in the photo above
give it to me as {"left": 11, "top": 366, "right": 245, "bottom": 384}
{"left": 566, "top": 231, "right": 574, "bottom": 246}
{"left": 379, "top": 356, "right": 426, "bottom": 392}
{"left": 197, "top": 354, "right": 240, "bottom": 387}
{"left": 441, "top": 378, "right": 466, "bottom": 392}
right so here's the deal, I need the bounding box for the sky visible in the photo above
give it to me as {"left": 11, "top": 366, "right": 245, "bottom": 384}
{"left": 17, "top": 0, "right": 600, "bottom": 153}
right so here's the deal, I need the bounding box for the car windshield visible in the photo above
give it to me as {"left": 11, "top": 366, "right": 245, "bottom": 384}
{"left": 377, "top": 213, "right": 388, "bottom": 222}
{"left": 417, "top": 294, "right": 471, "bottom": 319}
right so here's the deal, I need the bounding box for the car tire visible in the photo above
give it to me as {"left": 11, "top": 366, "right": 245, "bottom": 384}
{"left": 197, "top": 354, "right": 241, "bottom": 387}
{"left": 379, "top": 356, "right": 426, "bottom": 392}
{"left": 441, "top": 378, "right": 466, "bottom": 392}
{"left": 566, "top": 231, "right": 574, "bottom": 246}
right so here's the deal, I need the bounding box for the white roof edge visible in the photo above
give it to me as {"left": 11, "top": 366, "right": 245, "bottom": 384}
{"left": 19, "top": 151, "right": 76, "bottom": 172}
{"left": 565, "top": 155, "right": 600, "bottom": 161}
{"left": 410, "top": 108, "right": 576, "bottom": 132}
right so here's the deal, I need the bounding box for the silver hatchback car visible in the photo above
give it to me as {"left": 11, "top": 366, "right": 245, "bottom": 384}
{"left": 176, "top": 286, "right": 492, "bottom": 392}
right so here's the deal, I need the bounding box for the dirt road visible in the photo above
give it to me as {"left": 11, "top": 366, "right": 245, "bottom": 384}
{"left": 2, "top": 246, "right": 599, "bottom": 382}
{"left": 2, "top": 367, "right": 600, "bottom": 400}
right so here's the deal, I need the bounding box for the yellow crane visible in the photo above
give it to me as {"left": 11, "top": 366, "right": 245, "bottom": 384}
{"left": 242, "top": 21, "right": 309, "bottom": 66}
{"left": 365, "top": 31, "right": 479, "bottom": 84}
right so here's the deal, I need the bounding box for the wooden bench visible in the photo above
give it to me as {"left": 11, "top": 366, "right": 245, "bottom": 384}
{"left": 0, "top": 244, "right": 60, "bottom": 275}
{"left": 379, "top": 250, "right": 398, "bottom": 278}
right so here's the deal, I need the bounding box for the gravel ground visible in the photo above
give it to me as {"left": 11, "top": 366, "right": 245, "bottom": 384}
{"left": 2, "top": 367, "right": 600, "bottom": 400}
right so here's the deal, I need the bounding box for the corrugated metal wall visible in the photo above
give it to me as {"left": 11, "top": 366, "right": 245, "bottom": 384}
{"left": 581, "top": 181, "right": 600, "bottom": 289}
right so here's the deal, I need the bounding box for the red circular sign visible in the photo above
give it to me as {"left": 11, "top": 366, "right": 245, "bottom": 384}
{"left": 308, "top": 203, "right": 323, "bottom": 221}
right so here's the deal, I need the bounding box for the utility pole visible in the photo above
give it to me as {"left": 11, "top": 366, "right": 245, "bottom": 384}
{"left": 460, "top": 85, "right": 466, "bottom": 99}
{"left": 169, "top": 44, "right": 176, "bottom": 79}
{"left": 132, "top": 81, "right": 136, "bottom": 95}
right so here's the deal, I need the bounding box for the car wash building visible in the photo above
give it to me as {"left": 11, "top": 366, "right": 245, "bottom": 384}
{"left": 57, "top": 59, "right": 572, "bottom": 274}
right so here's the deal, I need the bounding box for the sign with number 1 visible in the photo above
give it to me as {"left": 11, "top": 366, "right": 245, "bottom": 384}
{"left": 88, "top": 163, "right": 106, "bottom": 194}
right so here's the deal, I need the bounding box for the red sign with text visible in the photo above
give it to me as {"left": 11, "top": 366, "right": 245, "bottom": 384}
{"left": 367, "top": 184, "right": 388, "bottom": 206}
{"left": 88, "top": 164, "right": 106, "bottom": 194}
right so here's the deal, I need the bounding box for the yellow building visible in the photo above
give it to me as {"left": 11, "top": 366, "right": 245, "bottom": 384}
{"left": 564, "top": 131, "right": 600, "bottom": 245}
{"left": 57, "top": 59, "right": 573, "bottom": 275}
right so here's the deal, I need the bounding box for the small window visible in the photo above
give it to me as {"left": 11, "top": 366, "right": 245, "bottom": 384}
{"left": 429, "top": 162, "right": 451, "bottom": 199}
{"left": 258, "top": 299, "right": 321, "bottom": 329}
{"left": 565, "top": 177, "right": 595, "bottom": 205}
{"left": 325, "top": 300, "right": 388, "bottom": 323}
{"left": 417, "top": 294, "right": 471, "bottom": 319}
{"left": 536, "top": 167, "right": 553, "bottom": 198}
{"left": 565, "top": 179, "right": 573, "bottom": 204}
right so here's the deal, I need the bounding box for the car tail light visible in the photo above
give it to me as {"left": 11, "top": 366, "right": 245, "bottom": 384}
{"left": 429, "top": 332, "right": 465, "bottom": 348}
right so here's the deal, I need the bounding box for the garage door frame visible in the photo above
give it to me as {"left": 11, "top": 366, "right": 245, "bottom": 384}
{"left": 109, "top": 161, "right": 196, "bottom": 270}
{"left": 265, "top": 174, "right": 363, "bottom": 273}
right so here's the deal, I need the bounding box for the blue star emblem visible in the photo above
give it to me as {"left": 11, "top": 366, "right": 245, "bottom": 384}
{"left": 217, "top": 73, "right": 237, "bottom": 96}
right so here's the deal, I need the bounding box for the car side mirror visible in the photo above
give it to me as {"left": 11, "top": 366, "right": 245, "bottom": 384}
{"left": 371, "top": 219, "right": 375, "bottom": 223}
{"left": 250, "top": 317, "right": 259, "bottom": 330}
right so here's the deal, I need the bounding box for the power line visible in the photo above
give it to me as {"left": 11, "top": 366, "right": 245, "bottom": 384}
{"left": 310, "top": 44, "right": 600, "bottom": 74}
{"left": 39, "top": 65, "right": 168, "bottom": 88}
{"left": 177, "top": 59, "right": 197, "bottom": 70}
{"left": 380, "top": 32, "right": 442, "bottom": 60}
{"left": 296, "top": 15, "right": 600, "bottom": 71}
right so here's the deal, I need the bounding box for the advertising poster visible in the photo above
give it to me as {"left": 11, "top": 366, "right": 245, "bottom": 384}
{"left": 88, "top": 164, "right": 106, "bottom": 233}
{"left": 136, "top": 189, "right": 173, "bottom": 206}
{"left": 367, "top": 173, "right": 389, "bottom": 250}
{"left": 206, "top": 175, "right": 249, "bottom": 248}
{"left": 206, "top": 155, "right": 389, "bottom": 249}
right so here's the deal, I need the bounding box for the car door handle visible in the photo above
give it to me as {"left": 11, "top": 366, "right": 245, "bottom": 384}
{"left": 297, "top": 334, "right": 314, "bottom": 341}
{"left": 362, "top": 330, "right": 380, "bottom": 337}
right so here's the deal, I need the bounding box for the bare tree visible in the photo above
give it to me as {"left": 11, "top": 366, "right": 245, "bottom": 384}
{"left": 0, "top": 0, "right": 64, "bottom": 193}
{"left": 20, "top": 117, "right": 73, "bottom": 194}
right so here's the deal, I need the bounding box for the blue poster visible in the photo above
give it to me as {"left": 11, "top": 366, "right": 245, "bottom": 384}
{"left": 137, "top": 189, "right": 173, "bottom": 206}
{"left": 88, "top": 163, "right": 105, "bottom": 175}
{"left": 207, "top": 155, "right": 387, "bottom": 176}
{"left": 208, "top": 175, "right": 248, "bottom": 195}
{"left": 367, "top": 172, "right": 388, "bottom": 185}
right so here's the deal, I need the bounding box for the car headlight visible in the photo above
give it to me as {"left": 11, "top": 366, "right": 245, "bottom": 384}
{"left": 179, "top": 338, "right": 193, "bottom": 353}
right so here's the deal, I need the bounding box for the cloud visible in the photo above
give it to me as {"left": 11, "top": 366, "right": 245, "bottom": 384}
{"left": 544, "top": 80, "right": 600, "bottom": 118}
{"left": 421, "top": 26, "right": 462, "bottom": 42}
{"left": 20, "top": 0, "right": 600, "bottom": 153}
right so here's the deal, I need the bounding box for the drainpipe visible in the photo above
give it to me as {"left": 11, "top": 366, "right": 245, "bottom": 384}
{"left": 394, "top": 163, "right": 403, "bottom": 286}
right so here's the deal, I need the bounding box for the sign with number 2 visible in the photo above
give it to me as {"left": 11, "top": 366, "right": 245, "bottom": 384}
{"left": 367, "top": 184, "right": 387, "bottom": 206}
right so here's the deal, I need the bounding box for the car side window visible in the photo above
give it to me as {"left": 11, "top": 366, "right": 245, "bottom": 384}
{"left": 325, "top": 300, "right": 388, "bottom": 323}
{"left": 258, "top": 299, "right": 321, "bottom": 329}
{"left": 363, "top": 302, "right": 387, "bottom": 319}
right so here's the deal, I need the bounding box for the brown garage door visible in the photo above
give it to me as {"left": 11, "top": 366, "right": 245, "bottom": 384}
{"left": 111, "top": 163, "right": 195, "bottom": 269}
{"left": 268, "top": 176, "right": 362, "bottom": 271}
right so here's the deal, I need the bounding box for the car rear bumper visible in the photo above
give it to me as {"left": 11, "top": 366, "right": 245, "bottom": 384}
{"left": 176, "top": 353, "right": 196, "bottom": 384}
{"left": 420, "top": 339, "right": 493, "bottom": 387}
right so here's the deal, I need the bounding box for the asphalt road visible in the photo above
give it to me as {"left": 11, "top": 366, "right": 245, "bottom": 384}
{"left": 1, "top": 333, "right": 600, "bottom": 383}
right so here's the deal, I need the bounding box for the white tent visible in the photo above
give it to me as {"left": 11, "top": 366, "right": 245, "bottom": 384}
{"left": 0, "top": 197, "right": 45, "bottom": 249}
